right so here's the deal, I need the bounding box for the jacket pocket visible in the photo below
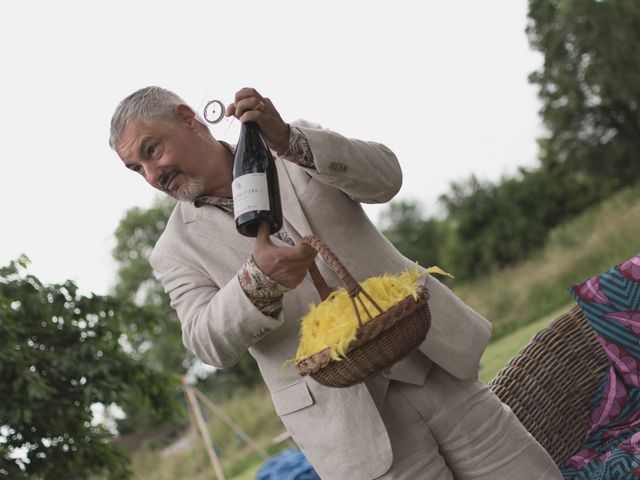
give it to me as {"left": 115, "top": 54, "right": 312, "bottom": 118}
{"left": 271, "top": 380, "right": 314, "bottom": 416}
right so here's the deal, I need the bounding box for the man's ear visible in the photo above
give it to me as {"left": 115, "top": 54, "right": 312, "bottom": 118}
{"left": 175, "top": 104, "right": 198, "bottom": 130}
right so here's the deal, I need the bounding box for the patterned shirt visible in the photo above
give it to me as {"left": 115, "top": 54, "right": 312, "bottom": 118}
{"left": 194, "top": 126, "right": 314, "bottom": 318}
{"left": 278, "top": 126, "right": 315, "bottom": 168}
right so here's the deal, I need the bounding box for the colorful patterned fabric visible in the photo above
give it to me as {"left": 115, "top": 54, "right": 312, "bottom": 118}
{"left": 238, "top": 255, "right": 291, "bottom": 318}
{"left": 562, "top": 253, "right": 640, "bottom": 479}
{"left": 279, "top": 126, "right": 316, "bottom": 168}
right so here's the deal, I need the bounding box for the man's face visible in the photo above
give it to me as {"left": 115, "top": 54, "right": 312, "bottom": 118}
{"left": 116, "top": 111, "right": 218, "bottom": 201}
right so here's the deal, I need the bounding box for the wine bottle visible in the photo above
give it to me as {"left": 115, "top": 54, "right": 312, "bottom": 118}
{"left": 232, "top": 121, "right": 283, "bottom": 237}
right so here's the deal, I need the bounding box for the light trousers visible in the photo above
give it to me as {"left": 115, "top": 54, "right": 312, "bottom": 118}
{"left": 374, "top": 365, "right": 563, "bottom": 479}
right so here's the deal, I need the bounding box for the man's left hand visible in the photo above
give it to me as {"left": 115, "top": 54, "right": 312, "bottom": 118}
{"left": 225, "top": 87, "right": 290, "bottom": 155}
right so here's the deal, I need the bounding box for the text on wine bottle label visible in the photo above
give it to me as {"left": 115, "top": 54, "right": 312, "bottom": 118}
{"left": 232, "top": 173, "right": 270, "bottom": 219}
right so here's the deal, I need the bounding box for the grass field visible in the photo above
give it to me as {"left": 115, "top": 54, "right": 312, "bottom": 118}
{"left": 128, "top": 385, "right": 288, "bottom": 480}
{"left": 453, "top": 182, "right": 640, "bottom": 340}
{"left": 128, "top": 182, "right": 640, "bottom": 479}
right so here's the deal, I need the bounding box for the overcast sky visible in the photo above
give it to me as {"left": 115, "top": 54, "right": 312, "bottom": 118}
{"left": 1, "top": 0, "right": 543, "bottom": 296}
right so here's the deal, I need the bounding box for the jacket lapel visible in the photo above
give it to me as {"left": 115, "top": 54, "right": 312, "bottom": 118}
{"left": 277, "top": 159, "right": 314, "bottom": 240}
{"left": 181, "top": 201, "right": 255, "bottom": 257}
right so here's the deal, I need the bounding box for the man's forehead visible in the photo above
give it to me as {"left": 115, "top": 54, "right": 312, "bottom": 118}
{"left": 116, "top": 120, "right": 157, "bottom": 159}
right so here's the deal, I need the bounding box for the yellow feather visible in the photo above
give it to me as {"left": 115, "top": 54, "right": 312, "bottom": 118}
{"left": 293, "top": 265, "right": 451, "bottom": 363}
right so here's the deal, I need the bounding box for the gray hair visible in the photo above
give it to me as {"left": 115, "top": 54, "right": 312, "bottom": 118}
{"left": 109, "top": 86, "right": 187, "bottom": 150}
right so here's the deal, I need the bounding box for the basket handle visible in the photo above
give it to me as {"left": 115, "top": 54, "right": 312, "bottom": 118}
{"left": 301, "top": 235, "right": 384, "bottom": 328}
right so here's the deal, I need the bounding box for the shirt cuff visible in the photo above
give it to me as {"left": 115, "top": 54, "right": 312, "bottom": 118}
{"left": 279, "top": 126, "right": 315, "bottom": 168}
{"left": 237, "top": 256, "right": 292, "bottom": 318}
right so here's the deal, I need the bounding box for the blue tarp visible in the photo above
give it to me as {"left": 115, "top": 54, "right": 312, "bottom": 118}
{"left": 256, "top": 449, "right": 320, "bottom": 480}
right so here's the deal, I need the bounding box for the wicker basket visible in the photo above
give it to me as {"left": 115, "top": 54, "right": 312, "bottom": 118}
{"left": 295, "top": 235, "right": 431, "bottom": 388}
{"left": 488, "top": 305, "right": 609, "bottom": 466}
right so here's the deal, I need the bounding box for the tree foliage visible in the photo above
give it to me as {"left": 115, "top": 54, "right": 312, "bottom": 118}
{"left": 439, "top": 168, "right": 591, "bottom": 278}
{"left": 527, "top": 0, "right": 640, "bottom": 194}
{"left": 380, "top": 201, "right": 443, "bottom": 269}
{"left": 0, "top": 257, "right": 177, "bottom": 479}
{"left": 112, "top": 197, "right": 188, "bottom": 379}
{"left": 382, "top": 169, "right": 595, "bottom": 281}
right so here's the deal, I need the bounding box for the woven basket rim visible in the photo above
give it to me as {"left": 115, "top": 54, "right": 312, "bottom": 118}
{"left": 296, "top": 285, "right": 430, "bottom": 375}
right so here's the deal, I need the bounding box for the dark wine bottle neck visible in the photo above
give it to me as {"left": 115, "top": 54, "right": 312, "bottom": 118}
{"left": 234, "top": 121, "right": 273, "bottom": 175}
{"left": 240, "top": 122, "right": 264, "bottom": 149}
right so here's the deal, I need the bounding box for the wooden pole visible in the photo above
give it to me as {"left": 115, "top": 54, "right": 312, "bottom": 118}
{"left": 183, "top": 380, "right": 226, "bottom": 480}
{"left": 193, "top": 387, "right": 269, "bottom": 459}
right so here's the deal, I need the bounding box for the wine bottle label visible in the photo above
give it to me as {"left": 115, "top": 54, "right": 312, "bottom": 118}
{"left": 232, "top": 173, "right": 270, "bottom": 219}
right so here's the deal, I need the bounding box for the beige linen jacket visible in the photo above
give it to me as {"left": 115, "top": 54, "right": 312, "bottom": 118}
{"left": 150, "top": 121, "right": 492, "bottom": 480}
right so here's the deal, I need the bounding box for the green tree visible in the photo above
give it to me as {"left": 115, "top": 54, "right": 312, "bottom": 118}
{"left": 112, "top": 197, "right": 187, "bottom": 378}
{"left": 528, "top": 0, "right": 640, "bottom": 195}
{"left": 439, "top": 168, "right": 590, "bottom": 279}
{"left": 0, "top": 257, "right": 177, "bottom": 479}
{"left": 380, "top": 200, "right": 444, "bottom": 269}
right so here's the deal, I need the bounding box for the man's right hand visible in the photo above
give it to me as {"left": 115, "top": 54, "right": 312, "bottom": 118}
{"left": 252, "top": 223, "right": 318, "bottom": 289}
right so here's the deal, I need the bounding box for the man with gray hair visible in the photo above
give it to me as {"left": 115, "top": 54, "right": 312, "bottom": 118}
{"left": 110, "top": 86, "right": 561, "bottom": 479}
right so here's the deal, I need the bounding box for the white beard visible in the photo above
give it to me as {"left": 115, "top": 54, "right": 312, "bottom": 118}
{"left": 174, "top": 175, "right": 205, "bottom": 202}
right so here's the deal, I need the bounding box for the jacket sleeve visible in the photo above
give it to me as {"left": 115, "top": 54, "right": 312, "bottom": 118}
{"left": 290, "top": 120, "right": 403, "bottom": 204}
{"left": 150, "top": 250, "right": 285, "bottom": 368}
